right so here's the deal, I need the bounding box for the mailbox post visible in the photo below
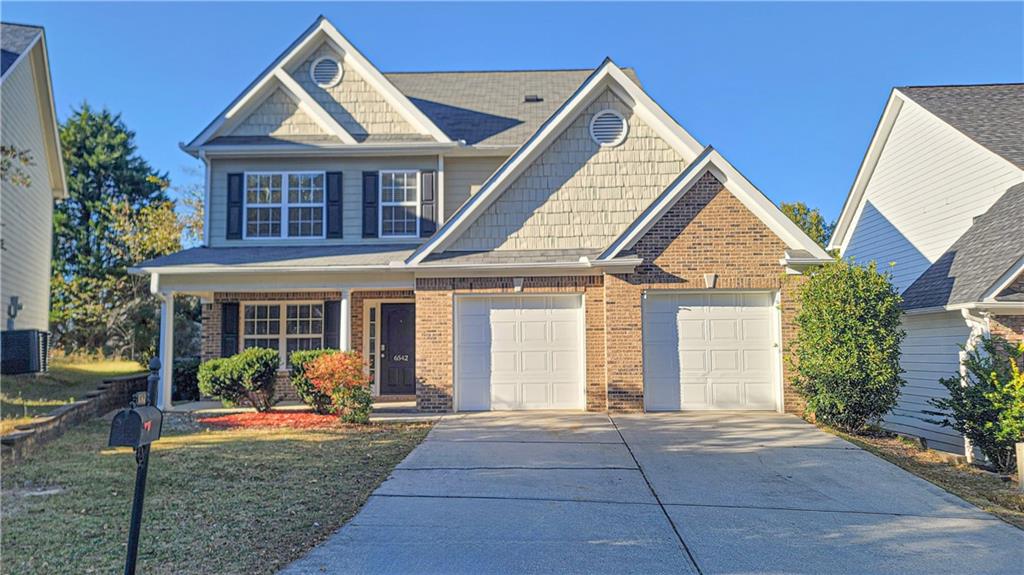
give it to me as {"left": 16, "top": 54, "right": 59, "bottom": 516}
{"left": 109, "top": 357, "right": 163, "bottom": 575}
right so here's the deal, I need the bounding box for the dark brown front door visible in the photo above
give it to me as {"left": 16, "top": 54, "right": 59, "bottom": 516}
{"left": 380, "top": 303, "right": 415, "bottom": 395}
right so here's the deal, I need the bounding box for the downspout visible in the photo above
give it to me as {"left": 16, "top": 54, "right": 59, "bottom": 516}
{"left": 200, "top": 150, "right": 211, "bottom": 247}
{"left": 959, "top": 308, "right": 991, "bottom": 462}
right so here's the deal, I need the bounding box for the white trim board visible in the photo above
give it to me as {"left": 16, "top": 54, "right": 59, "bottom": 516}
{"left": 185, "top": 16, "right": 449, "bottom": 152}
{"left": 406, "top": 58, "right": 704, "bottom": 265}
{"left": 828, "top": 88, "right": 1023, "bottom": 253}
{"left": 600, "top": 147, "right": 831, "bottom": 260}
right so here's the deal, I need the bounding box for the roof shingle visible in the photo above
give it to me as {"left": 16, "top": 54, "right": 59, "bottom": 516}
{"left": 1, "top": 23, "right": 42, "bottom": 76}
{"left": 899, "top": 84, "right": 1024, "bottom": 169}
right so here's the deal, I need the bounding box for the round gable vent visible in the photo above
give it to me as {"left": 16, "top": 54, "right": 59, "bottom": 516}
{"left": 590, "top": 109, "right": 628, "bottom": 147}
{"left": 310, "top": 57, "right": 342, "bottom": 88}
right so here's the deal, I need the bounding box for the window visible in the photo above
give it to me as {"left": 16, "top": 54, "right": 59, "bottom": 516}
{"left": 244, "top": 172, "right": 325, "bottom": 239}
{"left": 379, "top": 170, "right": 419, "bottom": 237}
{"left": 242, "top": 302, "right": 324, "bottom": 367}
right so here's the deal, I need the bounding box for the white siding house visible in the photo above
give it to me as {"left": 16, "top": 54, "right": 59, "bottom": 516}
{"left": 0, "top": 23, "right": 66, "bottom": 337}
{"left": 831, "top": 84, "right": 1024, "bottom": 455}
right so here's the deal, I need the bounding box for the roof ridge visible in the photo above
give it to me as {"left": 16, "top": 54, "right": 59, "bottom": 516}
{"left": 898, "top": 82, "right": 1024, "bottom": 89}
{"left": 385, "top": 67, "right": 635, "bottom": 75}
{"left": 0, "top": 21, "right": 45, "bottom": 30}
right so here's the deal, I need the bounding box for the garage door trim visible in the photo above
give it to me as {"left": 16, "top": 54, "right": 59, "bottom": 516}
{"left": 642, "top": 289, "right": 784, "bottom": 412}
{"left": 453, "top": 293, "right": 587, "bottom": 412}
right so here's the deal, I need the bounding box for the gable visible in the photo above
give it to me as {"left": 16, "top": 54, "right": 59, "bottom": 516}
{"left": 229, "top": 87, "right": 333, "bottom": 140}
{"left": 628, "top": 171, "right": 789, "bottom": 283}
{"left": 840, "top": 99, "right": 1021, "bottom": 293}
{"left": 449, "top": 89, "right": 686, "bottom": 251}
{"left": 286, "top": 42, "right": 422, "bottom": 141}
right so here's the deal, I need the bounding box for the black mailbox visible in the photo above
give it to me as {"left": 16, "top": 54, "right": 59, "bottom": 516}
{"left": 108, "top": 406, "right": 163, "bottom": 448}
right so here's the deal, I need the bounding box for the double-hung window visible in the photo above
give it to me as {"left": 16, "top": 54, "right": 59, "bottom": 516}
{"left": 244, "top": 172, "right": 325, "bottom": 239}
{"left": 379, "top": 170, "right": 419, "bottom": 238}
{"left": 242, "top": 302, "right": 324, "bottom": 367}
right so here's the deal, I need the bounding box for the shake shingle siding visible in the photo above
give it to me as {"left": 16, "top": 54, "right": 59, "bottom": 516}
{"left": 229, "top": 88, "right": 331, "bottom": 139}
{"left": 450, "top": 89, "right": 686, "bottom": 251}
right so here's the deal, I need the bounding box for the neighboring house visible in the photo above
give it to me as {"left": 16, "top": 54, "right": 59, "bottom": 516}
{"left": 0, "top": 23, "right": 66, "bottom": 373}
{"left": 134, "top": 17, "right": 831, "bottom": 412}
{"left": 829, "top": 84, "right": 1024, "bottom": 455}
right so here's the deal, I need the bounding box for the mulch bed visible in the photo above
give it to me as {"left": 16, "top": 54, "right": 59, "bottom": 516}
{"left": 198, "top": 411, "right": 340, "bottom": 430}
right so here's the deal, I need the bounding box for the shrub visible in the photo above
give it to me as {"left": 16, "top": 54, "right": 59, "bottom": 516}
{"left": 790, "top": 259, "right": 905, "bottom": 431}
{"left": 289, "top": 349, "right": 336, "bottom": 414}
{"left": 304, "top": 352, "right": 372, "bottom": 423}
{"left": 198, "top": 358, "right": 242, "bottom": 406}
{"left": 197, "top": 348, "right": 280, "bottom": 411}
{"left": 927, "top": 336, "right": 1024, "bottom": 472}
{"left": 172, "top": 357, "right": 201, "bottom": 402}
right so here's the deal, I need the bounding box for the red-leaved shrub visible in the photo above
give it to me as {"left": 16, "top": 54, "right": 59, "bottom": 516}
{"left": 305, "top": 352, "right": 372, "bottom": 423}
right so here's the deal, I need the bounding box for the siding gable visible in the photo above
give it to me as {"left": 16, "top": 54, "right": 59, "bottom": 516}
{"left": 286, "top": 43, "right": 420, "bottom": 139}
{"left": 842, "top": 101, "right": 1022, "bottom": 293}
{"left": 450, "top": 89, "right": 686, "bottom": 251}
{"left": 229, "top": 87, "right": 332, "bottom": 139}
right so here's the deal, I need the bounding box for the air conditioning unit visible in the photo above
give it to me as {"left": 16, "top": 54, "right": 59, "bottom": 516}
{"left": 1, "top": 330, "right": 50, "bottom": 375}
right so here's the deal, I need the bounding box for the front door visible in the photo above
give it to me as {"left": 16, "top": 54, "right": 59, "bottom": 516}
{"left": 380, "top": 303, "right": 416, "bottom": 395}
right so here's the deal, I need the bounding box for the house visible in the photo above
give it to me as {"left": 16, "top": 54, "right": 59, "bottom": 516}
{"left": 134, "top": 16, "right": 831, "bottom": 412}
{"left": 829, "top": 84, "right": 1024, "bottom": 455}
{"left": 0, "top": 23, "right": 66, "bottom": 373}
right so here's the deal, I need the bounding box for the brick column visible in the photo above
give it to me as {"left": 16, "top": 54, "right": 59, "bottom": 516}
{"left": 414, "top": 280, "right": 454, "bottom": 412}
{"left": 603, "top": 274, "right": 645, "bottom": 412}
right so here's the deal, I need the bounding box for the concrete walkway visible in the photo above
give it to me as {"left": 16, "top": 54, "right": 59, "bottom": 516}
{"left": 281, "top": 412, "right": 1024, "bottom": 575}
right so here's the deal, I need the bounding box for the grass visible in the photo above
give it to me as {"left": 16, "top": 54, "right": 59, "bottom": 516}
{"left": 1, "top": 415, "right": 431, "bottom": 574}
{"left": 0, "top": 357, "right": 144, "bottom": 434}
{"left": 826, "top": 426, "right": 1024, "bottom": 529}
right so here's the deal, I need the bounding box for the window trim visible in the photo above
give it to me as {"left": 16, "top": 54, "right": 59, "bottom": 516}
{"left": 239, "top": 301, "right": 326, "bottom": 369}
{"left": 242, "top": 171, "right": 328, "bottom": 240}
{"left": 378, "top": 169, "right": 420, "bottom": 238}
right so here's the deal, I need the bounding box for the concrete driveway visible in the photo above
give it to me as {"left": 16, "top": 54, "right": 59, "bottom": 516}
{"left": 282, "top": 412, "right": 1024, "bottom": 574}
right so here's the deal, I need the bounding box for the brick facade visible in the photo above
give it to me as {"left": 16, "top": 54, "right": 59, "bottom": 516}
{"left": 605, "top": 172, "right": 804, "bottom": 414}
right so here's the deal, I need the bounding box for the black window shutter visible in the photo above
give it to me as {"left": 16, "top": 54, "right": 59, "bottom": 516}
{"left": 323, "top": 301, "right": 341, "bottom": 349}
{"left": 362, "top": 171, "right": 379, "bottom": 238}
{"left": 227, "top": 173, "right": 243, "bottom": 240}
{"left": 220, "top": 302, "right": 239, "bottom": 358}
{"left": 420, "top": 170, "right": 437, "bottom": 237}
{"left": 326, "top": 172, "right": 343, "bottom": 239}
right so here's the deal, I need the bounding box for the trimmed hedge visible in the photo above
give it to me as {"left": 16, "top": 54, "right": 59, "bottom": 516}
{"left": 289, "top": 349, "right": 336, "bottom": 414}
{"left": 172, "top": 357, "right": 201, "bottom": 402}
{"left": 198, "top": 348, "right": 280, "bottom": 411}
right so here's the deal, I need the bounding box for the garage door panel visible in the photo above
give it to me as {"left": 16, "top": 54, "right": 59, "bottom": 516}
{"left": 645, "top": 291, "right": 778, "bottom": 411}
{"left": 457, "top": 295, "right": 584, "bottom": 411}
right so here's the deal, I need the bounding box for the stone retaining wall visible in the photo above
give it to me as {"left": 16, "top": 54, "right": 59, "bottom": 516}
{"left": 1, "top": 374, "right": 148, "bottom": 464}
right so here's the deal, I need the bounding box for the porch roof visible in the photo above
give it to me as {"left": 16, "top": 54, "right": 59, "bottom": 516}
{"left": 131, "top": 245, "right": 418, "bottom": 273}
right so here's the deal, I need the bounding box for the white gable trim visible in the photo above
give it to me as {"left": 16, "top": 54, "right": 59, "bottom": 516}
{"left": 599, "top": 147, "right": 831, "bottom": 261}
{"left": 406, "top": 59, "right": 704, "bottom": 265}
{"left": 828, "top": 88, "right": 1023, "bottom": 253}
{"left": 272, "top": 70, "right": 357, "bottom": 144}
{"left": 185, "top": 17, "right": 449, "bottom": 151}
{"left": 982, "top": 255, "right": 1024, "bottom": 302}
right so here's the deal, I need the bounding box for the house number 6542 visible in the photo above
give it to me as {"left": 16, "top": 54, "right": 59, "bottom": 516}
{"left": 392, "top": 354, "right": 409, "bottom": 362}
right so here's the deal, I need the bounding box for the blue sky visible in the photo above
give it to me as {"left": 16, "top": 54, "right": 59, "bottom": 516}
{"left": 6, "top": 2, "right": 1022, "bottom": 220}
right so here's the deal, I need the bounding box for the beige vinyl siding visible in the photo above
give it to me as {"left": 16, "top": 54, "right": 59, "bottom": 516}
{"left": 443, "top": 156, "right": 507, "bottom": 220}
{"left": 882, "top": 311, "right": 970, "bottom": 454}
{"left": 843, "top": 100, "right": 1023, "bottom": 293}
{"left": 229, "top": 87, "right": 331, "bottom": 139}
{"left": 207, "top": 156, "right": 438, "bottom": 246}
{"left": 450, "top": 89, "right": 686, "bottom": 251}
{"left": 0, "top": 55, "right": 55, "bottom": 331}
{"left": 287, "top": 43, "right": 418, "bottom": 138}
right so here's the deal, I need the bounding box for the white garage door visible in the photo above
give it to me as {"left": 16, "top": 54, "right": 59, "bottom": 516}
{"left": 644, "top": 291, "right": 778, "bottom": 411}
{"left": 456, "top": 295, "right": 584, "bottom": 410}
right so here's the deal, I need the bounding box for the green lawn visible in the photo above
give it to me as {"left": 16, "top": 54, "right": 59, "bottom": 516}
{"left": 1, "top": 416, "right": 431, "bottom": 574}
{"left": 1, "top": 358, "right": 144, "bottom": 434}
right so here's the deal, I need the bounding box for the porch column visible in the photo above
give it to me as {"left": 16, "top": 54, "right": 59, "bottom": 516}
{"left": 157, "top": 292, "right": 174, "bottom": 409}
{"left": 339, "top": 288, "right": 351, "bottom": 351}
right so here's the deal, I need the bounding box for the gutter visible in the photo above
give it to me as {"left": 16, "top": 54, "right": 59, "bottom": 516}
{"left": 902, "top": 301, "right": 1024, "bottom": 316}
{"left": 130, "top": 256, "right": 643, "bottom": 277}
{"left": 180, "top": 140, "right": 465, "bottom": 159}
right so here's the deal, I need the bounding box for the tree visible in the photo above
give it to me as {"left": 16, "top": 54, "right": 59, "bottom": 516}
{"left": 51, "top": 103, "right": 176, "bottom": 358}
{"left": 790, "top": 259, "right": 905, "bottom": 431}
{"left": 0, "top": 145, "right": 34, "bottom": 188}
{"left": 780, "top": 201, "right": 835, "bottom": 248}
